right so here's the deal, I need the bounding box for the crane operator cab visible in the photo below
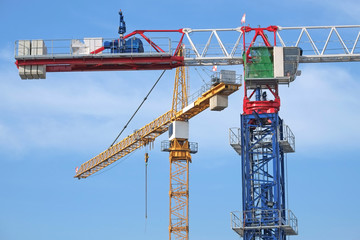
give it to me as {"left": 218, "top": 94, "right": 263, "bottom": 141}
{"left": 245, "top": 46, "right": 302, "bottom": 88}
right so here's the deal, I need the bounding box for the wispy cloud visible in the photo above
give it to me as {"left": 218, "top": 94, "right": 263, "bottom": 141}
{"left": 281, "top": 64, "right": 360, "bottom": 152}
{"left": 0, "top": 68, "right": 174, "bottom": 158}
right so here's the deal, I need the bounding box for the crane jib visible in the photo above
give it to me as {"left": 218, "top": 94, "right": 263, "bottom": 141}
{"left": 74, "top": 82, "right": 241, "bottom": 179}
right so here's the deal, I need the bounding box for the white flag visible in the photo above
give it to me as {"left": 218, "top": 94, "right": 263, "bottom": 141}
{"left": 241, "top": 13, "right": 246, "bottom": 24}
{"left": 212, "top": 65, "right": 217, "bottom": 72}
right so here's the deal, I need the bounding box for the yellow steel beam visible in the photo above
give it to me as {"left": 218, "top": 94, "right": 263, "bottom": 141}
{"left": 74, "top": 82, "right": 240, "bottom": 179}
{"left": 175, "top": 82, "right": 240, "bottom": 121}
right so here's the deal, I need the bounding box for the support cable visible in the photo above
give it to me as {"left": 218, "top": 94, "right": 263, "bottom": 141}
{"left": 194, "top": 67, "right": 208, "bottom": 85}
{"left": 110, "top": 70, "right": 167, "bottom": 147}
{"left": 201, "top": 67, "right": 213, "bottom": 77}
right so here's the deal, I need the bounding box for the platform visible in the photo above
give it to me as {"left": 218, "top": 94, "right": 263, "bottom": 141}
{"left": 229, "top": 128, "right": 241, "bottom": 155}
{"left": 161, "top": 140, "right": 198, "bottom": 154}
{"left": 229, "top": 123, "right": 295, "bottom": 155}
{"left": 231, "top": 209, "right": 298, "bottom": 237}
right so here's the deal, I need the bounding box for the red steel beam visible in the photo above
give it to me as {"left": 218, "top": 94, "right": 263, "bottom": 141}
{"left": 16, "top": 55, "right": 185, "bottom": 72}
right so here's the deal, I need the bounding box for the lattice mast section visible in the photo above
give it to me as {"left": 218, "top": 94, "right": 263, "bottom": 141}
{"left": 168, "top": 139, "right": 191, "bottom": 240}
{"left": 241, "top": 113, "right": 287, "bottom": 240}
{"left": 169, "top": 46, "right": 191, "bottom": 240}
{"left": 172, "top": 47, "right": 188, "bottom": 113}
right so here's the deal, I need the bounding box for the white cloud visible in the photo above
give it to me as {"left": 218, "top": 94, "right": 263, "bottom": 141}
{"left": 0, "top": 68, "right": 174, "bottom": 157}
{"left": 281, "top": 64, "right": 360, "bottom": 151}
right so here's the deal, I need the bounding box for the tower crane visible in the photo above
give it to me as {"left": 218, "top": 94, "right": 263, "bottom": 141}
{"left": 14, "top": 9, "right": 360, "bottom": 240}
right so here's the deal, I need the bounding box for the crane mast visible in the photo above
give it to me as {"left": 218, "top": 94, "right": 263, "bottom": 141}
{"left": 164, "top": 138, "right": 193, "bottom": 240}
{"left": 167, "top": 48, "right": 191, "bottom": 240}
{"left": 14, "top": 10, "right": 360, "bottom": 240}
{"left": 230, "top": 26, "right": 300, "bottom": 240}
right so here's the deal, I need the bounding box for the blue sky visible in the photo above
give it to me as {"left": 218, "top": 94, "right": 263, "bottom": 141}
{"left": 1, "top": 1, "right": 360, "bottom": 240}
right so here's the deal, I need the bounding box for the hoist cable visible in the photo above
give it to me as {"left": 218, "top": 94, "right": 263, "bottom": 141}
{"left": 144, "top": 152, "right": 149, "bottom": 220}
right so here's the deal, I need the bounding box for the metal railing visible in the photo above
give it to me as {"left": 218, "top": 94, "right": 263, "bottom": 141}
{"left": 161, "top": 140, "right": 198, "bottom": 154}
{"left": 187, "top": 82, "right": 212, "bottom": 104}
{"left": 281, "top": 124, "right": 295, "bottom": 152}
{"left": 15, "top": 37, "right": 173, "bottom": 58}
{"left": 231, "top": 209, "right": 298, "bottom": 235}
{"left": 229, "top": 127, "right": 241, "bottom": 146}
{"left": 187, "top": 71, "right": 241, "bottom": 104}
{"left": 248, "top": 123, "right": 295, "bottom": 153}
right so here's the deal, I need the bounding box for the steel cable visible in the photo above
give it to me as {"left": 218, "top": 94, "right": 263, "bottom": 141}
{"left": 109, "top": 70, "right": 167, "bottom": 147}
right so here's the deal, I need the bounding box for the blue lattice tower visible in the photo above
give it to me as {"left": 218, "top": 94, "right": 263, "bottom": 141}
{"left": 240, "top": 112, "right": 289, "bottom": 240}
{"left": 230, "top": 27, "right": 300, "bottom": 240}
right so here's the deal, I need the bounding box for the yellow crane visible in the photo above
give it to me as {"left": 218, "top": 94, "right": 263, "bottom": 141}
{"left": 74, "top": 48, "right": 241, "bottom": 240}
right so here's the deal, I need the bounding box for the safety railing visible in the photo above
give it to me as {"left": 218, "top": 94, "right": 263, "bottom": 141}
{"left": 250, "top": 124, "right": 295, "bottom": 153}
{"left": 187, "top": 70, "right": 241, "bottom": 104}
{"left": 161, "top": 140, "right": 198, "bottom": 154}
{"left": 281, "top": 124, "right": 295, "bottom": 152}
{"left": 231, "top": 210, "right": 242, "bottom": 229}
{"left": 231, "top": 209, "right": 298, "bottom": 235}
{"left": 229, "top": 127, "right": 241, "bottom": 146}
{"left": 229, "top": 127, "right": 242, "bottom": 155}
{"left": 15, "top": 37, "right": 173, "bottom": 58}
{"left": 187, "top": 82, "right": 212, "bottom": 105}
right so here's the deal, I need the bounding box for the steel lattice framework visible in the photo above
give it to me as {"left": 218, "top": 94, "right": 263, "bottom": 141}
{"left": 240, "top": 113, "right": 289, "bottom": 240}
{"left": 172, "top": 48, "right": 188, "bottom": 113}
{"left": 168, "top": 139, "right": 191, "bottom": 240}
{"left": 277, "top": 25, "right": 360, "bottom": 62}
{"left": 15, "top": 25, "right": 360, "bottom": 80}
{"left": 230, "top": 113, "right": 297, "bottom": 240}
